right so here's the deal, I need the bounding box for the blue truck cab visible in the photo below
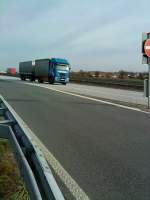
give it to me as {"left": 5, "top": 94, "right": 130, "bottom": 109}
{"left": 50, "top": 58, "right": 70, "bottom": 84}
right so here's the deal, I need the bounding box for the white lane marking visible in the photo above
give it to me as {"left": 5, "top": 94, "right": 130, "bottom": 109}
{"left": 0, "top": 94, "right": 90, "bottom": 200}
{"left": 29, "top": 131, "right": 90, "bottom": 200}
{"left": 25, "top": 82, "right": 150, "bottom": 115}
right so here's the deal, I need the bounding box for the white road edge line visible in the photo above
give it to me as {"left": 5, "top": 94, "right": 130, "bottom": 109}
{"left": 26, "top": 82, "right": 150, "bottom": 115}
{"left": 0, "top": 94, "right": 90, "bottom": 200}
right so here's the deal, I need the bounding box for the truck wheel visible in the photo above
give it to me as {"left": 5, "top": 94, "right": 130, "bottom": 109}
{"left": 38, "top": 79, "right": 43, "bottom": 83}
{"left": 62, "top": 83, "right": 66, "bottom": 85}
{"left": 30, "top": 77, "right": 35, "bottom": 82}
{"left": 49, "top": 81, "right": 53, "bottom": 84}
{"left": 49, "top": 78, "right": 54, "bottom": 84}
{"left": 21, "top": 76, "right": 26, "bottom": 81}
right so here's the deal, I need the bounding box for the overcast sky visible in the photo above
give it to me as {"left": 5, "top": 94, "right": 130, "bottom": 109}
{"left": 0, "top": 0, "right": 149, "bottom": 71}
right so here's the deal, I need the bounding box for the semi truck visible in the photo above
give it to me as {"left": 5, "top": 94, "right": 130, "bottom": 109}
{"left": 19, "top": 58, "right": 70, "bottom": 84}
{"left": 7, "top": 68, "right": 17, "bottom": 75}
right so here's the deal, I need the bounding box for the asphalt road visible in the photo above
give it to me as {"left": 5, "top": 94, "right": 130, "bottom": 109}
{"left": 0, "top": 76, "right": 147, "bottom": 106}
{"left": 0, "top": 78, "right": 150, "bottom": 200}
{"left": 38, "top": 82, "right": 147, "bottom": 106}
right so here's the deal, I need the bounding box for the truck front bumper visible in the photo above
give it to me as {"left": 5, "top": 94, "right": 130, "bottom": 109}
{"left": 55, "top": 77, "right": 69, "bottom": 83}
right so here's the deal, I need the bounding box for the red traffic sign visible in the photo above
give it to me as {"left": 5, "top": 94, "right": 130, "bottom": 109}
{"left": 144, "top": 39, "right": 150, "bottom": 57}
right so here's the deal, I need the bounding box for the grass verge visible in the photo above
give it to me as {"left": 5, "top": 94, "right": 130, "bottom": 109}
{"left": 0, "top": 139, "right": 29, "bottom": 200}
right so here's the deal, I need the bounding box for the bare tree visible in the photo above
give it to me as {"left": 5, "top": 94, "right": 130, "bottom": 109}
{"left": 95, "top": 71, "right": 100, "bottom": 77}
{"left": 118, "top": 70, "right": 126, "bottom": 79}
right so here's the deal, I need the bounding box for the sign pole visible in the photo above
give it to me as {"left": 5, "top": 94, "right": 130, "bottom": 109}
{"left": 142, "top": 33, "right": 150, "bottom": 109}
{"left": 148, "top": 64, "right": 150, "bottom": 109}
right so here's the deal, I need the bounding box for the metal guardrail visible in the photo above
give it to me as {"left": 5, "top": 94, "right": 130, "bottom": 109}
{"left": 0, "top": 95, "right": 65, "bottom": 200}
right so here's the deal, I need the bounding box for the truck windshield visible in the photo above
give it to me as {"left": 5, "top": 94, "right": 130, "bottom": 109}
{"left": 56, "top": 65, "right": 69, "bottom": 71}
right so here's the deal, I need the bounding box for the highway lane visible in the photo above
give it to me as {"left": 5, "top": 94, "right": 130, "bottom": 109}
{"left": 0, "top": 79, "right": 150, "bottom": 200}
{"left": 0, "top": 76, "right": 147, "bottom": 106}
{"left": 26, "top": 81, "right": 147, "bottom": 106}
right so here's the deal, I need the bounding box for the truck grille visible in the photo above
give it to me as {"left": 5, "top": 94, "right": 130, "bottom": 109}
{"left": 60, "top": 73, "right": 65, "bottom": 78}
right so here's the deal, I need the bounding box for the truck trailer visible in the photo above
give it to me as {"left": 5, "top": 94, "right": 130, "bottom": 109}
{"left": 19, "top": 61, "right": 34, "bottom": 81}
{"left": 19, "top": 58, "right": 70, "bottom": 84}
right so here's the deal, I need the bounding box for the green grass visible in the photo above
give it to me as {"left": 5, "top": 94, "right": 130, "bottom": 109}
{"left": 0, "top": 139, "right": 29, "bottom": 200}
